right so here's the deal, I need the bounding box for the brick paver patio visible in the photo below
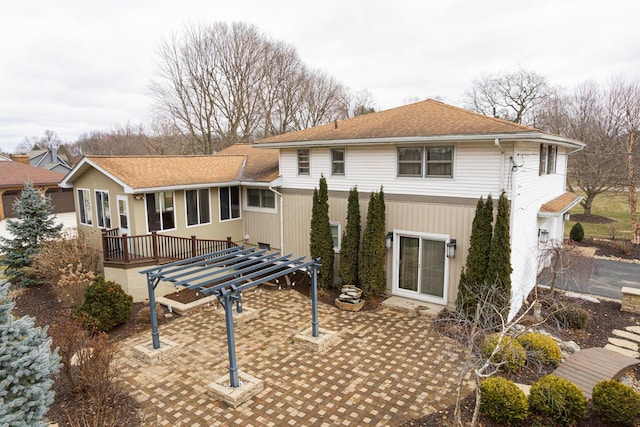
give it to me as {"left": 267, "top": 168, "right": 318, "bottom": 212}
{"left": 117, "top": 288, "right": 469, "bottom": 426}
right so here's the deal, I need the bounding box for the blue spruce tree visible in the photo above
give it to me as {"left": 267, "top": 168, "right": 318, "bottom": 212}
{"left": 0, "top": 283, "right": 61, "bottom": 426}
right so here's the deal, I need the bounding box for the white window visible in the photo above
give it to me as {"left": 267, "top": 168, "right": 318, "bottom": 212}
{"left": 539, "top": 144, "right": 557, "bottom": 175}
{"left": 297, "top": 149, "right": 310, "bottom": 175}
{"left": 95, "top": 190, "right": 111, "bottom": 229}
{"left": 330, "top": 222, "right": 341, "bottom": 252}
{"left": 186, "top": 188, "right": 211, "bottom": 226}
{"left": 77, "top": 188, "right": 92, "bottom": 225}
{"left": 397, "top": 146, "right": 454, "bottom": 177}
{"left": 246, "top": 188, "right": 276, "bottom": 210}
{"left": 146, "top": 191, "right": 175, "bottom": 232}
{"left": 331, "top": 148, "right": 345, "bottom": 175}
{"left": 219, "top": 186, "right": 241, "bottom": 221}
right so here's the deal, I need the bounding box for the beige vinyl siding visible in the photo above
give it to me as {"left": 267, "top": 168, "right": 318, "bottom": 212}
{"left": 282, "top": 189, "right": 476, "bottom": 308}
{"left": 280, "top": 143, "right": 505, "bottom": 199}
{"left": 243, "top": 210, "right": 281, "bottom": 250}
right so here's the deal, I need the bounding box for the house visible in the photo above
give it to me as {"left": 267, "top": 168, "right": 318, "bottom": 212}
{"left": 0, "top": 159, "right": 73, "bottom": 220}
{"left": 254, "top": 99, "right": 584, "bottom": 317}
{"left": 59, "top": 146, "right": 281, "bottom": 300}
{"left": 29, "top": 148, "right": 72, "bottom": 174}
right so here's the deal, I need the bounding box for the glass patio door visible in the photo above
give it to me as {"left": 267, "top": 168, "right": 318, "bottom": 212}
{"left": 396, "top": 233, "right": 447, "bottom": 303}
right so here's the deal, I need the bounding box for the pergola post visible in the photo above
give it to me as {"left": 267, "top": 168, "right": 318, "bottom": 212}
{"left": 147, "top": 274, "right": 161, "bottom": 349}
{"left": 222, "top": 290, "right": 240, "bottom": 388}
{"left": 311, "top": 259, "right": 320, "bottom": 338}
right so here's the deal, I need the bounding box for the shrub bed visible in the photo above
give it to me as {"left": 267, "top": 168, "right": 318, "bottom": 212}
{"left": 481, "top": 333, "right": 526, "bottom": 373}
{"left": 592, "top": 380, "right": 640, "bottom": 426}
{"left": 479, "top": 376, "right": 528, "bottom": 425}
{"left": 529, "top": 374, "right": 587, "bottom": 426}
{"left": 517, "top": 332, "right": 562, "bottom": 365}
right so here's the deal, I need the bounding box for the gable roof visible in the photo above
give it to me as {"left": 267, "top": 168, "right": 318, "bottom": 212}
{"left": 0, "top": 160, "right": 66, "bottom": 189}
{"left": 256, "top": 99, "right": 584, "bottom": 148}
{"left": 60, "top": 145, "right": 280, "bottom": 193}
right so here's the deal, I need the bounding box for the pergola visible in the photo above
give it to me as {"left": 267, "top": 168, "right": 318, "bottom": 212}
{"left": 140, "top": 246, "right": 322, "bottom": 388}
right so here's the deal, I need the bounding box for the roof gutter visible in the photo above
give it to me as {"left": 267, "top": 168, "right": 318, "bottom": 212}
{"left": 255, "top": 132, "right": 585, "bottom": 149}
{"left": 269, "top": 184, "right": 285, "bottom": 253}
{"left": 495, "top": 138, "right": 506, "bottom": 192}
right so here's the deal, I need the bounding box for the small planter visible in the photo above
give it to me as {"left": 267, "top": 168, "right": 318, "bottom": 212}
{"left": 335, "top": 298, "right": 365, "bottom": 312}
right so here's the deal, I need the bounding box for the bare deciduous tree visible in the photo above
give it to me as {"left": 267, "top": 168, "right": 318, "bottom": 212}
{"left": 17, "top": 129, "right": 62, "bottom": 153}
{"left": 464, "top": 68, "right": 550, "bottom": 125}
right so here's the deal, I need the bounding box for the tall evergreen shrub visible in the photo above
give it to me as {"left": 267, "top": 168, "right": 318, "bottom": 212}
{"left": 485, "top": 191, "right": 513, "bottom": 312}
{"left": 340, "top": 187, "right": 361, "bottom": 287}
{"left": 0, "top": 183, "right": 62, "bottom": 286}
{"left": 0, "top": 284, "right": 60, "bottom": 426}
{"left": 359, "top": 188, "right": 386, "bottom": 297}
{"left": 309, "top": 176, "right": 334, "bottom": 290}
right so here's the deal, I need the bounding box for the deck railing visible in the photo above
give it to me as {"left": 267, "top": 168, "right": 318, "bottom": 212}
{"left": 102, "top": 230, "right": 236, "bottom": 264}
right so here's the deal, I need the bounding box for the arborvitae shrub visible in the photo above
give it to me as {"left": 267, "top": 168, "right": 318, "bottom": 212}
{"left": 479, "top": 376, "right": 528, "bottom": 426}
{"left": 481, "top": 333, "right": 526, "bottom": 372}
{"left": 592, "top": 380, "right": 640, "bottom": 426}
{"left": 517, "top": 332, "right": 562, "bottom": 365}
{"left": 552, "top": 304, "right": 590, "bottom": 329}
{"left": 528, "top": 375, "right": 587, "bottom": 426}
{"left": 569, "top": 222, "right": 585, "bottom": 242}
{"left": 75, "top": 276, "right": 132, "bottom": 332}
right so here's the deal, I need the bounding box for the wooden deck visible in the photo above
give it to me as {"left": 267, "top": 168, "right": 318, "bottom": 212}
{"left": 553, "top": 347, "right": 638, "bottom": 398}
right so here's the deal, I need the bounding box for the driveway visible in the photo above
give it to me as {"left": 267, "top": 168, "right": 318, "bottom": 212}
{"left": 0, "top": 211, "right": 77, "bottom": 241}
{"left": 538, "top": 258, "right": 640, "bottom": 300}
{"left": 117, "top": 290, "right": 468, "bottom": 426}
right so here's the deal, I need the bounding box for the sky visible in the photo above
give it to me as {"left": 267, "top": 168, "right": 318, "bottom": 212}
{"left": 1, "top": 0, "right": 639, "bottom": 153}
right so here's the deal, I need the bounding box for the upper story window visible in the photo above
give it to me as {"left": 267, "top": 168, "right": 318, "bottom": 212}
{"left": 246, "top": 188, "right": 276, "bottom": 210}
{"left": 539, "top": 144, "right": 557, "bottom": 175}
{"left": 186, "top": 188, "right": 211, "bottom": 226}
{"left": 77, "top": 188, "right": 92, "bottom": 226}
{"left": 331, "top": 148, "right": 345, "bottom": 175}
{"left": 297, "top": 149, "right": 310, "bottom": 175}
{"left": 146, "top": 191, "right": 175, "bottom": 231}
{"left": 95, "top": 190, "right": 111, "bottom": 229}
{"left": 397, "top": 146, "right": 453, "bottom": 177}
{"left": 220, "top": 186, "right": 241, "bottom": 221}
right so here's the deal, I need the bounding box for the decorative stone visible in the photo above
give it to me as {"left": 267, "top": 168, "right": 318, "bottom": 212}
{"left": 612, "top": 329, "right": 640, "bottom": 343}
{"left": 558, "top": 340, "right": 580, "bottom": 354}
{"left": 604, "top": 344, "right": 640, "bottom": 359}
{"left": 608, "top": 337, "right": 639, "bottom": 351}
{"left": 335, "top": 298, "right": 365, "bottom": 312}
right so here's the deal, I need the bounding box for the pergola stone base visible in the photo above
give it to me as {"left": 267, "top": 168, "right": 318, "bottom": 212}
{"left": 214, "top": 306, "right": 260, "bottom": 325}
{"left": 133, "top": 338, "right": 180, "bottom": 365}
{"left": 293, "top": 327, "right": 339, "bottom": 353}
{"left": 157, "top": 295, "right": 219, "bottom": 316}
{"left": 206, "top": 371, "right": 264, "bottom": 408}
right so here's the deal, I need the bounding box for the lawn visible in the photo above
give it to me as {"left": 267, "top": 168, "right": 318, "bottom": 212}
{"left": 564, "top": 191, "right": 633, "bottom": 240}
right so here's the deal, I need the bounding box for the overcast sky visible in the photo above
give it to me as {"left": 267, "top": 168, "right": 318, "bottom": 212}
{"left": 1, "top": 0, "right": 639, "bottom": 153}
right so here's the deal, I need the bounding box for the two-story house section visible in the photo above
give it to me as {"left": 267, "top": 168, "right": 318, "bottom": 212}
{"left": 255, "top": 99, "right": 584, "bottom": 317}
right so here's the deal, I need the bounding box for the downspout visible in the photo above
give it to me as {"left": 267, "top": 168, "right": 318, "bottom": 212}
{"left": 494, "top": 138, "right": 505, "bottom": 191}
{"left": 269, "top": 185, "right": 284, "bottom": 253}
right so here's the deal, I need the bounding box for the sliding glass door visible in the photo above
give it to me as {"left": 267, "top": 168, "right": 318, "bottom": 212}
{"left": 395, "top": 232, "right": 448, "bottom": 304}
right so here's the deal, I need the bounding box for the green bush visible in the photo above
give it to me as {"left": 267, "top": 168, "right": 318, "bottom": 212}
{"left": 517, "top": 332, "right": 562, "bottom": 365}
{"left": 569, "top": 222, "right": 584, "bottom": 242}
{"left": 479, "top": 377, "right": 528, "bottom": 425}
{"left": 481, "top": 334, "right": 526, "bottom": 373}
{"left": 75, "top": 275, "right": 132, "bottom": 332}
{"left": 552, "top": 304, "right": 590, "bottom": 329}
{"left": 592, "top": 380, "right": 640, "bottom": 426}
{"left": 529, "top": 375, "right": 587, "bottom": 426}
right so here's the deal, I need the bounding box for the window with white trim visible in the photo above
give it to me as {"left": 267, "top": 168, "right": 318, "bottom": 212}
{"left": 330, "top": 222, "right": 341, "bottom": 252}
{"left": 397, "top": 146, "right": 454, "bottom": 178}
{"left": 77, "top": 188, "right": 92, "bottom": 225}
{"left": 246, "top": 188, "right": 275, "bottom": 209}
{"left": 539, "top": 144, "right": 557, "bottom": 175}
{"left": 297, "top": 149, "right": 310, "bottom": 175}
{"left": 146, "top": 191, "right": 175, "bottom": 231}
{"left": 186, "top": 188, "right": 211, "bottom": 226}
{"left": 219, "top": 186, "right": 241, "bottom": 221}
{"left": 331, "top": 148, "right": 345, "bottom": 175}
{"left": 95, "top": 190, "right": 111, "bottom": 228}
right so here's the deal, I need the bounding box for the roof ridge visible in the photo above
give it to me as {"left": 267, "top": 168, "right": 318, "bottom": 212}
{"left": 425, "top": 99, "right": 538, "bottom": 132}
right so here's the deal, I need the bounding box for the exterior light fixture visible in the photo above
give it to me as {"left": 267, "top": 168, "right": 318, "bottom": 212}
{"left": 538, "top": 228, "right": 549, "bottom": 244}
{"left": 446, "top": 239, "right": 457, "bottom": 258}
{"left": 133, "top": 194, "right": 145, "bottom": 201}
{"left": 385, "top": 232, "right": 394, "bottom": 249}
{"left": 563, "top": 212, "right": 571, "bottom": 222}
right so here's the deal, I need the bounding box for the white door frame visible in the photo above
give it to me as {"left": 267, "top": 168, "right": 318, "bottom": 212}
{"left": 391, "top": 229, "right": 450, "bottom": 305}
{"left": 116, "top": 195, "right": 130, "bottom": 235}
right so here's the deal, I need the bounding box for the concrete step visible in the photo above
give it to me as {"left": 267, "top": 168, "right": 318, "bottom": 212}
{"left": 608, "top": 337, "right": 639, "bottom": 351}
{"left": 604, "top": 344, "right": 640, "bottom": 359}
{"left": 613, "top": 329, "right": 640, "bottom": 343}
{"left": 626, "top": 325, "right": 640, "bottom": 335}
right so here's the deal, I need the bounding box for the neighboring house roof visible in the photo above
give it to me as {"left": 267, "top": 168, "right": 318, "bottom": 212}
{"left": 256, "top": 99, "right": 585, "bottom": 148}
{"left": 60, "top": 145, "right": 280, "bottom": 193}
{"left": 0, "top": 154, "right": 11, "bottom": 161}
{"left": 216, "top": 144, "right": 279, "bottom": 183}
{"left": 0, "top": 161, "right": 66, "bottom": 189}
{"left": 29, "top": 148, "right": 72, "bottom": 172}
{"left": 539, "top": 192, "right": 582, "bottom": 216}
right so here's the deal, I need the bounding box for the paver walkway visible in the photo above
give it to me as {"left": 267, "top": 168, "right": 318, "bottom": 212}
{"left": 117, "top": 288, "right": 468, "bottom": 426}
